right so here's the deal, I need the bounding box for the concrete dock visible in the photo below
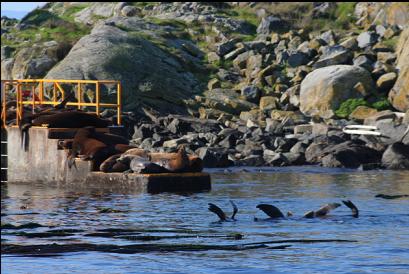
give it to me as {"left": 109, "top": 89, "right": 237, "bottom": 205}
{"left": 5, "top": 127, "right": 211, "bottom": 193}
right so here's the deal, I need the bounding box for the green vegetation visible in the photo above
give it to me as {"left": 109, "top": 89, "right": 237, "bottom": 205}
{"left": 3, "top": 6, "right": 91, "bottom": 51}
{"left": 335, "top": 97, "right": 393, "bottom": 118}
{"left": 228, "top": 6, "right": 260, "bottom": 30}
{"left": 371, "top": 98, "right": 392, "bottom": 111}
{"left": 383, "top": 37, "right": 399, "bottom": 50}
{"left": 335, "top": 98, "right": 369, "bottom": 118}
{"left": 60, "top": 4, "right": 88, "bottom": 21}
{"left": 20, "top": 9, "right": 59, "bottom": 25}
{"left": 334, "top": 2, "right": 356, "bottom": 28}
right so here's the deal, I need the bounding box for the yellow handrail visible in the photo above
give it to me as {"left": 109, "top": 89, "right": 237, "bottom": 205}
{"left": 1, "top": 79, "right": 122, "bottom": 127}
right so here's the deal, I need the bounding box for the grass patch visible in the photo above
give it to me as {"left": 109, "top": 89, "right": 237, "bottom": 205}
{"left": 60, "top": 4, "right": 89, "bottom": 21}
{"left": 383, "top": 37, "right": 399, "bottom": 50}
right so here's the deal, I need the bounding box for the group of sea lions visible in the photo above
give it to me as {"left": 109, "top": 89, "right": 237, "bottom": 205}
{"left": 5, "top": 92, "right": 113, "bottom": 151}
{"left": 208, "top": 200, "right": 359, "bottom": 222}
{"left": 62, "top": 126, "right": 203, "bottom": 173}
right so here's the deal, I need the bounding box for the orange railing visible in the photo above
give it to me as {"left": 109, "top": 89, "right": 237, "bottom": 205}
{"left": 1, "top": 79, "right": 122, "bottom": 127}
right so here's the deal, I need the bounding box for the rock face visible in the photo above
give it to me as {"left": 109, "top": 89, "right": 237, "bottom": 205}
{"left": 389, "top": 28, "right": 409, "bottom": 112}
{"left": 299, "top": 65, "right": 375, "bottom": 118}
{"left": 44, "top": 17, "right": 203, "bottom": 113}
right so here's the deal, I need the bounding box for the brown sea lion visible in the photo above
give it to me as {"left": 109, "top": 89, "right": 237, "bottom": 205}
{"left": 100, "top": 154, "right": 129, "bottom": 173}
{"left": 32, "top": 111, "right": 111, "bottom": 128}
{"left": 148, "top": 147, "right": 189, "bottom": 172}
{"left": 121, "top": 148, "right": 149, "bottom": 158}
{"left": 186, "top": 155, "right": 203, "bottom": 172}
{"left": 81, "top": 127, "right": 129, "bottom": 146}
{"left": 303, "top": 203, "right": 341, "bottom": 218}
{"left": 129, "top": 156, "right": 169, "bottom": 174}
{"left": 68, "top": 127, "right": 112, "bottom": 169}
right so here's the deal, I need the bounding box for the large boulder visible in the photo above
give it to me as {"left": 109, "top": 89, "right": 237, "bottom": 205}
{"left": 44, "top": 17, "right": 203, "bottom": 114}
{"left": 381, "top": 142, "right": 409, "bottom": 169}
{"left": 299, "top": 65, "right": 375, "bottom": 118}
{"left": 310, "top": 140, "right": 382, "bottom": 168}
{"left": 389, "top": 28, "right": 409, "bottom": 112}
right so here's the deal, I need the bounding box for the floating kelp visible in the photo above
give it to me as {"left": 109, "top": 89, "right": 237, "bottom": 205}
{"left": 1, "top": 242, "right": 289, "bottom": 255}
{"left": 1, "top": 222, "right": 44, "bottom": 230}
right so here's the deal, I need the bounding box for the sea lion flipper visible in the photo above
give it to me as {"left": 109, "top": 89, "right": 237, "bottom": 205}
{"left": 256, "top": 204, "right": 285, "bottom": 218}
{"left": 208, "top": 203, "right": 227, "bottom": 221}
{"left": 230, "top": 200, "right": 238, "bottom": 220}
{"left": 342, "top": 200, "right": 359, "bottom": 218}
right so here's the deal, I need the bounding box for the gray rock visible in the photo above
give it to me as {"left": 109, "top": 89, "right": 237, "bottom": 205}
{"left": 121, "top": 6, "right": 139, "bottom": 17}
{"left": 236, "top": 155, "right": 265, "bottom": 166}
{"left": 314, "top": 45, "right": 352, "bottom": 68}
{"left": 256, "top": 16, "right": 287, "bottom": 35}
{"left": 241, "top": 85, "right": 261, "bottom": 103}
{"left": 216, "top": 39, "right": 238, "bottom": 56}
{"left": 290, "top": 140, "right": 310, "bottom": 154}
{"left": 300, "top": 65, "right": 376, "bottom": 118}
{"left": 353, "top": 54, "right": 375, "bottom": 71}
{"left": 357, "top": 31, "right": 378, "bottom": 48}
{"left": 375, "top": 25, "right": 386, "bottom": 37}
{"left": 319, "top": 140, "right": 382, "bottom": 168}
{"left": 287, "top": 51, "right": 310, "bottom": 67}
{"left": 45, "top": 17, "right": 203, "bottom": 114}
{"left": 197, "top": 147, "right": 232, "bottom": 168}
{"left": 319, "top": 30, "right": 336, "bottom": 45}
{"left": 381, "top": 142, "right": 409, "bottom": 169}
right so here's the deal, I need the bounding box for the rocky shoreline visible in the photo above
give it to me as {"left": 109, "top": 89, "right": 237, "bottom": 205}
{"left": 117, "top": 110, "right": 409, "bottom": 170}
{"left": 2, "top": 2, "right": 409, "bottom": 170}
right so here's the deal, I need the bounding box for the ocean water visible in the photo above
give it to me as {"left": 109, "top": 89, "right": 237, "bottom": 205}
{"left": 2, "top": 166, "right": 409, "bottom": 274}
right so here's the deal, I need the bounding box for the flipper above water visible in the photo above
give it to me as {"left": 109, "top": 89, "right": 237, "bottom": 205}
{"left": 303, "top": 203, "right": 341, "bottom": 218}
{"left": 342, "top": 200, "right": 359, "bottom": 218}
{"left": 256, "top": 204, "right": 285, "bottom": 219}
{"left": 208, "top": 203, "right": 227, "bottom": 221}
{"left": 230, "top": 200, "right": 238, "bottom": 220}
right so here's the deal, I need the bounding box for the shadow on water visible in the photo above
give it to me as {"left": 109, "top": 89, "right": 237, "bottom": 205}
{"left": 1, "top": 167, "right": 409, "bottom": 273}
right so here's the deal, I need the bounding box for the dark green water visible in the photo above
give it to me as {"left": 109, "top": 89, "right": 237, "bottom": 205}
{"left": 2, "top": 167, "right": 409, "bottom": 273}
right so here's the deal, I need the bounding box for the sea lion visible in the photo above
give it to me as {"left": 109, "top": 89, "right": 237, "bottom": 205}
{"left": 342, "top": 200, "right": 359, "bottom": 218}
{"left": 148, "top": 147, "right": 189, "bottom": 172}
{"left": 208, "top": 200, "right": 238, "bottom": 222}
{"left": 129, "top": 156, "right": 169, "bottom": 174}
{"left": 68, "top": 127, "right": 114, "bottom": 169}
{"left": 100, "top": 154, "right": 129, "bottom": 173}
{"left": 81, "top": 126, "right": 129, "bottom": 146}
{"left": 303, "top": 203, "right": 341, "bottom": 218}
{"left": 121, "top": 148, "right": 149, "bottom": 157}
{"left": 186, "top": 155, "right": 203, "bottom": 172}
{"left": 32, "top": 111, "right": 111, "bottom": 128}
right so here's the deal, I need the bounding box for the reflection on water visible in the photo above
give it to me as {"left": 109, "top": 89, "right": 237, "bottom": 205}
{"left": 2, "top": 167, "right": 409, "bottom": 274}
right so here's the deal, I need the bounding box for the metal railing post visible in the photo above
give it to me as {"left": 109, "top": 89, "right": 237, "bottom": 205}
{"left": 96, "top": 82, "right": 100, "bottom": 117}
{"left": 117, "top": 82, "right": 121, "bottom": 125}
